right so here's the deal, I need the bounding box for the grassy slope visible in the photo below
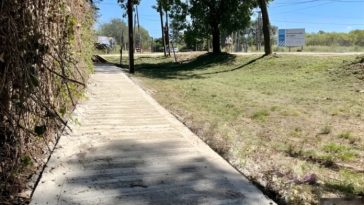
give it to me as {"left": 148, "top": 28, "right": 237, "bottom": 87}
{"left": 104, "top": 53, "right": 364, "bottom": 204}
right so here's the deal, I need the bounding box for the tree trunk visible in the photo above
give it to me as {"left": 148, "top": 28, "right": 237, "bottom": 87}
{"left": 120, "top": 30, "right": 124, "bottom": 65}
{"left": 207, "top": 38, "right": 209, "bottom": 52}
{"left": 159, "top": 5, "right": 167, "bottom": 56}
{"left": 212, "top": 23, "right": 221, "bottom": 53}
{"left": 127, "top": 0, "right": 134, "bottom": 73}
{"left": 171, "top": 38, "right": 177, "bottom": 63}
{"left": 165, "top": 10, "right": 171, "bottom": 56}
{"left": 258, "top": 0, "right": 272, "bottom": 55}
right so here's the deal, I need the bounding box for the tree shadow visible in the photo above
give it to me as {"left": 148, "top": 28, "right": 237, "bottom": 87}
{"left": 321, "top": 181, "right": 364, "bottom": 198}
{"left": 191, "top": 55, "right": 266, "bottom": 77}
{"left": 94, "top": 63, "right": 124, "bottom": 74}
{"left": 134, "top": 53, "right": 237, "bottom": 80}
{"left": 126, "top": 53, "right": 266, "bottom": 80}
{"left": 57, "top": 138, "right": 269, "bottom": 204}
{"left": 30, "top": 64, "right": 275, "bottom": 205}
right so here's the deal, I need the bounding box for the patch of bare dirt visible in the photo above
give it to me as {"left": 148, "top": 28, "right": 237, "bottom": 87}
{"left": 345, "top": 56, "right": 364, "bottom": 80}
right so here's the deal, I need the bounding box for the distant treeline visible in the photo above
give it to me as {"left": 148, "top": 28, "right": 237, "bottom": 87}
{"left": 305, "top": 30, "right": 364, "bottom": 47}
{"left": 97, "top": 19, "right": 152, "bottom": 50}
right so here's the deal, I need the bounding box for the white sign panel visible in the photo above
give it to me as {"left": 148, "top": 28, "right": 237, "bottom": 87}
{"left": 278, "top": 28, "right": 305, "bottom": 47}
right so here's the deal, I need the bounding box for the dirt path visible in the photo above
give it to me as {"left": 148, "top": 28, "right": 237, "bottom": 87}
{"left": 30, "top": 64, "right": 275, "bottom": 205}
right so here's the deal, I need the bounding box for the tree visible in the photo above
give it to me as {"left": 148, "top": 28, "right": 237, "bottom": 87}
{"left": 154, "top": 0, "right": 173, "bottom": 56}
{"left": 152, "top": 37, "right": 165, "bottom": 52}
{"left": 350, "top": 30, "right": 364, "bottom": 46}
{"left": 168, "top": 0, "right": 188, "bottom": 50}
{"left": 169, "top": 0, "right": 188, "bottom": 32}
{"left": 127, "top": 0, "right": 134, "bottom": 73}
{"left": 183, "top": 26, "right": 204, "bottom": 50}
{"left": 98, "top": 19, "right": 128, "bottom": 45}
{"left": 153, "top": 1, "right": 167, "bottom": 56}
{"left": 258, "top": 0, "right": 272, "bottom": 55}
{"left": 305, "top": 30, "right": 364, "bottom": 47}
{"left": 187, "top": 0, "right": 254, "bottom": 53}
{"left": 97, "top": 18, "right": 152, "bottom": 50}
{"left": 118, "top": 0, "right": 140, "bottom": 73}
{"left": 162, "top": 0, "right": 172, "bottom": 56}
{"left": 165, "top": 8, "right": 171, "bottom": 56}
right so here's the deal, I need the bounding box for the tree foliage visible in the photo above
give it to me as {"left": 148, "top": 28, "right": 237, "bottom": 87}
{"left": 169, "top": 0, "right": 189, "bottom": 32}
{"left": 189, "top": 0, "right": 253, "bottom": 35}
{"left": 117, "top": 0, "right": 140, "bottom": 11}
{"left": 97, "top": 18, "right": 152, "bottom": 50}
{"left": 306, "top": 30, "right": 364, "bottom": 47}
{"left": 169, "top": 0, "right": 257, "bottom": 53}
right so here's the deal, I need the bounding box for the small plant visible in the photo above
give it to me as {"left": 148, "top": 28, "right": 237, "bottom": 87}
{"left": 319, "top": 125, "right": 331, "bottom": 135}
{"left": 270, "top": 105, "right": 279, "bottom": 111}
{"left": 290, "top": 127, "right": 303, "bottom": 138}
{"left": 251, "top": 110, "right": 269, "bottom": 121}
{"left": 325, "top": 169, "right": 364, "bottom": 195}
{"left": 322, "top": 143, "right": 358, "bottom": 161}
{"left": 281, "top": 108, "right": 300, "bottom": 117}
{"left": 338, "top": 131, "right": 358, "bottom": 144}
{"left": 323, "top": 143, "right": 345, "bottom": 153}
{"left": 286, "top": 144, "right": 303, "bottom": 157}
{"left": 338, "top": 131, "right": 352, "bottom": 139}
{"left": 20, "top": 155, "right": 33, "bottom": 167}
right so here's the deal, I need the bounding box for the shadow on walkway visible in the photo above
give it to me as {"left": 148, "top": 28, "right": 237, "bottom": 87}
{"left": 60, "top": 138, "right": 257, "bottom": 204}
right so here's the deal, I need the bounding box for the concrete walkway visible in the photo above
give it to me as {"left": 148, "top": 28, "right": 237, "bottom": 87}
{"left": 31, "top": 64, "right": 275, "bottom": 205}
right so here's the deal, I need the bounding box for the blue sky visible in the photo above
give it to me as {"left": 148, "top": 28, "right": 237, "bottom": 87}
{"left": 96, "top": 0, "right": 364, "bottom": 38}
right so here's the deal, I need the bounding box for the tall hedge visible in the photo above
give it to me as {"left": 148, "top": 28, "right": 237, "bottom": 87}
{"left": 0, "top": 0, "right": 95, "bottom": 203}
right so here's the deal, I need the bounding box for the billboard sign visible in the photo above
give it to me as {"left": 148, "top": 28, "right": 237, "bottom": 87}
{"left": 278, "top": 28, "right": 305, "bottom": 47}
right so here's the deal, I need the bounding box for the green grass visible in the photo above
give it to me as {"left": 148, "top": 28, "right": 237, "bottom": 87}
{"left": 251, "top": 110, "right": 270, "bottom": 121}
{"left": 104, "top": 53, "right": 364, "bottom": 204}
{"left": 338, "top": 131, "right": 361, "bottom": 144}
{"left": 322, "top": 143, "right": 358, "bottom": 161}
{"left": 324, "top": 169, "right": 364, "bottom": 196}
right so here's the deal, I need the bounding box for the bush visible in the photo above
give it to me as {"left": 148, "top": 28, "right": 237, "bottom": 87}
{"left": 306, "top": 30, "right": 364, "bottom": 47}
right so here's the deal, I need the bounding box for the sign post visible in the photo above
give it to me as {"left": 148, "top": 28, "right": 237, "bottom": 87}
{"left": 278, "top": 28, "right": 305, "bottom": 51}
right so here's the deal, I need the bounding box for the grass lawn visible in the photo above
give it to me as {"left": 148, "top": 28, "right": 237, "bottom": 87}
{"left": 103, "top": 53, "right": 364, "bottom": 204}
